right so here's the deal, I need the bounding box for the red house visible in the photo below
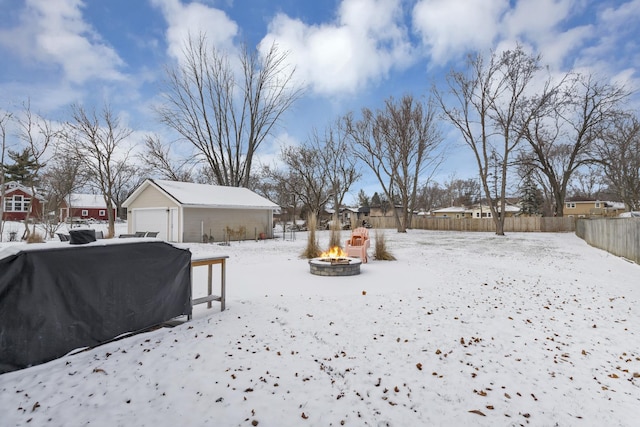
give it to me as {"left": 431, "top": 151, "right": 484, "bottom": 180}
{"left": 1, "top": 181, "right": 44, "bottom": 222}
{"left": 59, "top": 194, "right": 116, "bottom": 222}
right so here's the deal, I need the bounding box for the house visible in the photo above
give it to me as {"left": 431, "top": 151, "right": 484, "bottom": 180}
{"left": 432, "top": 203, "right": 521, "bottom": 219}
{"left": 369, "top": 204, "right": 405, "bottom": 218}
{"left": 122, "top": 179, "right": 280, "bottom": 243}
{"left": 1, "top": 181, "right": 44, "bottom": 221}
{"left": 432, "top": 206, "right": 471, "bottom": 218}
{"left": 339, "top": 206, "right": 371, "bottom": 225}
{"left": 563, "top": 200, "right": 627, "bottom": 218}
{"left": 469, "top": 203, "right": 521, "bottom": 218}
{"left": 59, "top": 194, "right": 117, "bottom": 223}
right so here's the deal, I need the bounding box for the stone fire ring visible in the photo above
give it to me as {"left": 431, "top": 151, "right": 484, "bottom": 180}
{"left": 309, "top": 257, "right": 362, "bottom": 276}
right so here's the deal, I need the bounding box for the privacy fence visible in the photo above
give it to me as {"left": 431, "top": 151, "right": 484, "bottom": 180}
{"left": 575, "top": 218, "right": 640, "bottom": 265}
{"left": 367, "top": 216, "right": 576, "bottom": 233}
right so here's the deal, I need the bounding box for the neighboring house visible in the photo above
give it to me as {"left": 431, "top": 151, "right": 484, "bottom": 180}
{"left": 369, "top": 204, "right": 404, "bottom": 218}
{"left": 469, "top": 203, "right": 521, "bottom": 218}
{"left": 432, "top": 203, "right": 521, "bottom": 219}
{"left": 339, "top": 206, "right": 371, "bottom": 224}
{"left": 1, "top": 181, "right": 44, "bottom": 221}
{"left": 59, "top": 194, "right": 116, "bottom": 223}
{"left": 563, "top": 200, "right": 627, "bottom": 218}
{"left": 122, "top": 179, "right": 280, "bottom": 243}
{"left": 432, "top": 206, "right": 471, "bottom": 218}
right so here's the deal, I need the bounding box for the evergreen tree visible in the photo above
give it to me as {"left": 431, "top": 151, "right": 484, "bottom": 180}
{"left": 3, "top": 149, "right": 40, "bottom": 186}
{"left": 520, "top": 175, "right": 543, "bottom": 215}
{"left": 357, "top": 189, "right": 370, "bottom": 207}
{"left": 371, "top": 192, "right": 381, "bottom": 207}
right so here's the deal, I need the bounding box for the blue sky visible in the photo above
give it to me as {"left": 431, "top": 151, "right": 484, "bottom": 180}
{"left": 0, "top": 0, "right": 639, "bottom": 199}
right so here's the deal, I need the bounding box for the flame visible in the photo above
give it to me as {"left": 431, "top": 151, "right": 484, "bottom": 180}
{"left": 320, "top": 246, "right": 347, "bottom": 259}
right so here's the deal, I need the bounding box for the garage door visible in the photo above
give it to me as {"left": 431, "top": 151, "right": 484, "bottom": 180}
{"left": 132, "top": 208, "right": 178, "bottom": 242}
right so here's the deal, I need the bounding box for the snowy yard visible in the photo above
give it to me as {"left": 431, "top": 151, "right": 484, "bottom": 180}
{"left": 1, "top": 229, "right": 639, "bottom": 426}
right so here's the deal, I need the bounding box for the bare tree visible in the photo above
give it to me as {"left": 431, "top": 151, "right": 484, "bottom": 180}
{"left": 62, "top": 104, "right": 133, "bottom": 237}
{"left": 310, "top": 123, "right": 361, "bottom": 212}
{"left": 156, "top": 33, "right": 303, "bottom": 187}
{"left": 596, "top": 113, "right": 640, "bottom": 210}
{"left": 0, "top": 111, "right": 12, "bottom": 240}
{"left": 520, "top": 73, "right": 629, "bottom": 216}
{"left": 111, "top": 161, "right": 145, "bottom": 220}
{"left": 142, "top": 135, "right": 197, "bottom": 182}
{"left": 38, "top": 154, "right": 86, "bottom": 237}
{"left": 345, "top": 94, "right": 443, "bottom": 232}
{"left": 15, "top": 101, "right": 54, "bottom": 240}
{"left": 264, "top": 122, "right": 360, "bottom": 219}
{"left": 435, "top": 46, "right": 547, "bottom": 235}
{"left": 267, "top": 145, "right": 331, "bottom": 218}
{"left": 568, "top": 165, "right": 605, "bottom": 200}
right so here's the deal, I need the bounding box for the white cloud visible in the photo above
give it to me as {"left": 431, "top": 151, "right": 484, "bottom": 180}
{"left": 259, "top": 0, "right": 414, "bottom": 96}
{"left": 0, "top": 0, "right": 125, "bottom": 84}
{"left": 502, "top": 0, "right": 574, "bottom": 40}
{"left": 412, "top": 0, "right": 508, "bottom": 64}
{"left": 411, "top": 0, "right": 596, "bottom": 70}
{"left": 150, "top": 0, "right": 238, "bottom": 60}
{"left": 502, "top": 0, "right": 591, "bottom": 69}
{"left": 574, "top": 0, "right": 640, "bottom": 91}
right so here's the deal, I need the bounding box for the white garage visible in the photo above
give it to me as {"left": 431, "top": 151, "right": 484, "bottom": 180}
{"left": 122, "top": 179, "right": 280, "bottom": 243}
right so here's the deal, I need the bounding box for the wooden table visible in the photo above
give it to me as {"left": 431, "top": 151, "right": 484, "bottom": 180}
{"left": 190, "top": 255, "right": 229, "bottom": 319}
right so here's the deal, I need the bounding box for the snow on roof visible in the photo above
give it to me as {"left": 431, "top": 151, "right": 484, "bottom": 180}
{"left": 151, "top": 179, "right": 280, "bottom": 210}
{"left": 67, "top": 194, "right": 111, "bottom": 208}
{"left": 1, "top": 181, "right": 44, "bottom": 198}
{"left": 501, "top": 204, "right": 521, "bottom": 212}
{"left": 432, "top": 206, "right": 468, "bottom": 213}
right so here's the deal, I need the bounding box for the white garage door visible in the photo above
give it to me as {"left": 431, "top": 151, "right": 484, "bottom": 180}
{"left": 132, "top": 208, "right": 178, "bottom": 242}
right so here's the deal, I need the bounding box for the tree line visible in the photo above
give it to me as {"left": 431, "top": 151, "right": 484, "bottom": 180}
{"left": 1, "top": 35, "right": 638, "bottom": 239}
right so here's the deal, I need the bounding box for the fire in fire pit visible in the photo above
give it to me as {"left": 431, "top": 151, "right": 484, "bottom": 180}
{"left": 309, "top": 246, "right": 362, "bottom": 276}
{"left": 319, "top": 246, "right": 349, "bottom": 264}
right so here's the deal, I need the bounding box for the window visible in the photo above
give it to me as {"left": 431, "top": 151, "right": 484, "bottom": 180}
{"left": 566, "top": 202, "right": 576, "bottom": 209}
{"left": 99, "top": 210, "right": 106, "bottom": 216}
{"left": 4, "top": 195, "right": 30, "bottom": 212}
{"left": 81, "top": 209, "right": 89, "bottom": 216}
{"left": 595, "top": 202, "right": 601, "bottom": 208}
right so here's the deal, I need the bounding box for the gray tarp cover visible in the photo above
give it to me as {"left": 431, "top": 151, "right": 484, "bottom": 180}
{"left": 0, "top": 241, "right": 192, "bottom": 374}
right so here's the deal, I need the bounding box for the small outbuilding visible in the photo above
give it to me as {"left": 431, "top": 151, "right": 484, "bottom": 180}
{"left": 59, "top": 193, "right": 117, "bottom": 223}
{"left": 122, "top": 179, "right": 280, "bottom": 243}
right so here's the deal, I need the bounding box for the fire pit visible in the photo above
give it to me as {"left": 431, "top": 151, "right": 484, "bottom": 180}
{"left": 309, "top": 246, "right": 362, "bottom": 276}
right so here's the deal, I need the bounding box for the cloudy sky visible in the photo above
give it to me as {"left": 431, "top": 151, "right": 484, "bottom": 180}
{"left": 0, "top": 0, "right": 638, "bottom": 195}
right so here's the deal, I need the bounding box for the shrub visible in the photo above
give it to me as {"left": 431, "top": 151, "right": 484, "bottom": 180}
{"left": 373, "top": 228, "right": 396, "bottom": 261}
{"left": 26, "top": 232, "right": 45, "bottom": 244}
{"left": 328, "top": 214, "right": 342, "bottom": 249}
{"left": 301, "top": 213, "right": 322, "bottom": 259}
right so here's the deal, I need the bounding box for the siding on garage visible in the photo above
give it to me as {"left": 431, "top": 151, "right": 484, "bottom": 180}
{"left": 127, "top": 185, "right": 180, "bottom": 209}
{"left": 183, "top": 207, "right": 273, "bottom": 243}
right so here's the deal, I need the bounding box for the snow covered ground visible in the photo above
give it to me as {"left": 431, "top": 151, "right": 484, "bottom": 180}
{"left": 1, "top": 227, "right": 639, "bottom": 426}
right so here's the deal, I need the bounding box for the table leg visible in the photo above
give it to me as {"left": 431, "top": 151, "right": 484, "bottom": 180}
{"left": 207, "top": 264, "right": 212, "bottom": 309}
{"left": 220, "top": 260, "right": 226, "bottom": 311}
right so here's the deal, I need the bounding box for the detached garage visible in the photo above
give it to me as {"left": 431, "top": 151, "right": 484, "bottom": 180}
{"left": 122, "top": 179, "right": 280, "bottom": 243}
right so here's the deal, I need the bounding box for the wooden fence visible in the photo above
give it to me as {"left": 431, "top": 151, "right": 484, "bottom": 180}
{"left": 367, "top": 216, "right": 576, "bottom": 233}
{"left": 575, "top": 218, "right": 640, "bottom": 265}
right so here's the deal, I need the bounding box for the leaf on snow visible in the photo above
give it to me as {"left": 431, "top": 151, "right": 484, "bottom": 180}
{"left": 468, "top": 409, "right": 486, "bottom": 416}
